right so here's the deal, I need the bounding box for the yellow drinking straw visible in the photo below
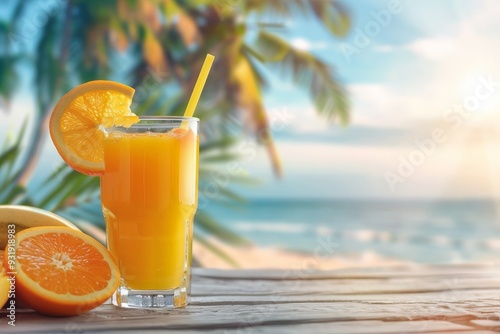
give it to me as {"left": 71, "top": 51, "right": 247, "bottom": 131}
{"left": 184, "top": 54, "right": 215, "bottom": 118}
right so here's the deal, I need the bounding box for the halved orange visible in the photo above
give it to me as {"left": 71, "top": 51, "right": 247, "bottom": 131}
{"left": 4, "top": 226, "right": 120, "bottom": 316}
{"left": 0, "top": 250, "right": 9, "bottom": 308}
{"left": 49, "top": 80, "right": 137, "bottom": 175}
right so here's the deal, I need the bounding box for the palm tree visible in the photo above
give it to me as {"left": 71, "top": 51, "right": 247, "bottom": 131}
{"left": 0, "top": 0, "right": 351, "bottom": 264}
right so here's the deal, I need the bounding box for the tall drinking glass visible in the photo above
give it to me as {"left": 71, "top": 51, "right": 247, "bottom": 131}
{"left": 100, "top": 116, "right": 199, "bottom": 308}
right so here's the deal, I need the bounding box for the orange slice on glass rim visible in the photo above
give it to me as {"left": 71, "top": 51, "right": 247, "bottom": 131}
{"left": 4, "top": 226, "right": 120, "bottom": 316}
{"left": 49, "top": 80, "right": 137, "bottom": 175}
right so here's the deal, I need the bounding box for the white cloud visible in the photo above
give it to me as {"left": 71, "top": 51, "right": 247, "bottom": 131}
{"left": 406, "top": 38, "right": 456, "bottom": 60}
{"left": 348, "top": 83, "right": 439, "bottom": 128}
{"left": 351, "top": 0, "right": 500, "bottom": 129}
{"left": 276, "top": 106, "right": 331, "bottom": 135}
{"left": 290, "top": 38, "right": 328, "bottom": 51}
{"left": 456, "top": 0, "right": 500, "bottom": 35}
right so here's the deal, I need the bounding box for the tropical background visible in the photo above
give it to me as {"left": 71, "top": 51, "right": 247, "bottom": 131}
{"left": 2, "top": 0, "right": 500, "bottom": 268}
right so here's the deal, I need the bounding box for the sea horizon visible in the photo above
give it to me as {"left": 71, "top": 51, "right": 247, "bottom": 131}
{"left": 203, "top": 198, "right": 500, "bottom": 264}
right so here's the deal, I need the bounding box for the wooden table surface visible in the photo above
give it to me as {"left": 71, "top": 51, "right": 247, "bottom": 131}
{"left": 4, "top": 264, "right": 500, "bottom": 333}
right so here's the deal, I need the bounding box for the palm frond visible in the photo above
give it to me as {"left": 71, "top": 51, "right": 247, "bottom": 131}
{"left": 241, "top": 45, "right": 269, "bottom": 88}
{"left": 200, "top": 136, "right": 239, "bottom": 152}
{"left": 195, "top": 211, "right": 250, "bottom": 246}
{"left": 36, "top": 166, "right": 100, "bottom": 212}
{"left": 11, "top": 1, "right": 27, "bottom": 26}
{"left": 132, "top": 86, "right": 166, "bottom": 115}
{"left": 216, "top": 187, "right": 247, "bottom": 203}
{"left": 201, "top": 152, "right": 243, "bottom": 164}
{"left": 34, "top": 14, "right": 64, "bottom": 115}
{"left": 0, "top": 54, "right": 22, "bottom": 107}
{"left": 0, "top": 125, "right": 27, "bottom": 204}
{"left": 309, "top": 1, "right": 351, "bottom": 37}
{"left": 249, "top": 31, "right": 350, "bottom": 123}
{"left": 132, "top": 85, "right": 183, "bottom": 116}
{"left": 232, "top": 53, "right": 283, "bottom": 176}
{"left": 244, "top": 0, "right": 308, "bottom": 15}
{"left": 199, "top": 166, "right": 260, "bottom": 186}
{"left": 2, "top": 1, "right": 28, "bottom": 52}
{"left": 58, "top": 199, "right": 105, "bottom": 230}
{"left": 36, "top": 164, "right": 104, "bottom": 232}
{"left": 244, "top": 0, "right": 350, "bottom": 37}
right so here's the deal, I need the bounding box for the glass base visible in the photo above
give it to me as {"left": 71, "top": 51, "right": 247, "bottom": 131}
{"left": 112, "top": 285, "right": 189, "bottom": 309}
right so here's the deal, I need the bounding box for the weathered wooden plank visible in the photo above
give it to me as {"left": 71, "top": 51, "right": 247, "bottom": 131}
{"left": 192, "top": 276, "right": 500, "bottom": 296}
{"left": 193, "top": 265, "right": 500, "bottom": 280}
{"left": 193, "top": 289, "right": 500, "bottom": 305}
{"left": 89, "top": 320, "right": 489, "bottom": 334}
{"left": 2, "top": 266, "right": 500, "bottom": 333}
{"left": 472, "top": 319, "right": 500, "bottom": 327}
{"left": 3, "top": 298, "right": 500, "bottom": 333}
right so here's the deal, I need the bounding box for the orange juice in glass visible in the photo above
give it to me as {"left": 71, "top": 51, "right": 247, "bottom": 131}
{"left": 100, "top": 116, "right": 199, "bottom": 308}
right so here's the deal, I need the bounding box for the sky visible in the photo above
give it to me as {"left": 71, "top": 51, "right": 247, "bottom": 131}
{"left": 2, "top": 0, "right": 500, "bottom": 201}
{"left": 232, "top": 0, "right": 500, "bottom": 200}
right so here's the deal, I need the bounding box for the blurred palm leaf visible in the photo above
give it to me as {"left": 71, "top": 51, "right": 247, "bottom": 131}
{"left": 0, "top": 3, "right": 27, "bottom": 110}
{"left": 196, "top": 211, "right": 249, "bottom": 246}
{"left": 0, "top": 54, "right": 21, "bottom": 109}
{"left": 32, "top": 163, "right": 101, "bottom": 224}
{"left": 244, "top": 0, "right": 308, "bottom": 14}
{"left": 0, "top": 123, "right": 27, "bottom": 204}
{"left": 38, "top": 168, "right": 99, "bottom": 212}
{"left": 249, "top": 31, "right": 349, "bottom": 123}
{"left": 245, "top": 0, "right": 350, "bottom": 37}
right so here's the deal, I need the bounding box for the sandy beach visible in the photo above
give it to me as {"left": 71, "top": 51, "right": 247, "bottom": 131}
{"left": 193, "top": 237, "right": 405, "bottom": 270}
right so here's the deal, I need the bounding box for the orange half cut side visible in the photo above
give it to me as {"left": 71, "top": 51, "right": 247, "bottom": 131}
{"left": 5, "top": 226, "right": 120, "bottom": 316}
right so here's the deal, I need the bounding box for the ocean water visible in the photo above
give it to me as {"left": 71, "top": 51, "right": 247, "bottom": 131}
{"left": 202, "top": 199, "right": 500, "bottom": 264}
